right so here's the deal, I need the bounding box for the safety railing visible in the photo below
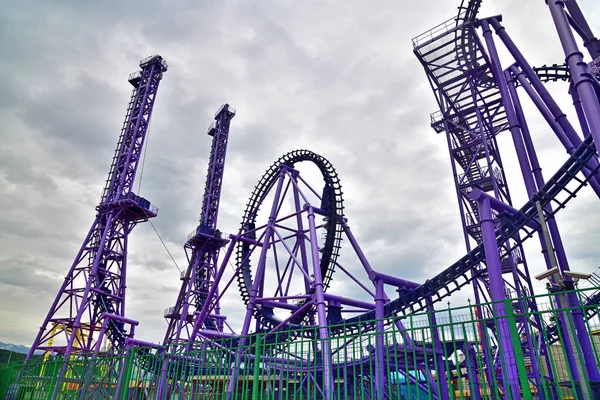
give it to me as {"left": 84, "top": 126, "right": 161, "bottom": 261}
{"left": 3, "top": 287, "right": 600, "bottom": 399}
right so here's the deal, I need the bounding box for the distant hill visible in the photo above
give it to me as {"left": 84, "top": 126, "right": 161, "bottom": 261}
{"left": 0, "top": 342, "right": 31, "bottom": 355}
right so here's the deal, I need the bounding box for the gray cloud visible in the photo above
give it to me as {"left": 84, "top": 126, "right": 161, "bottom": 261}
{"left": 1, "top": 0, "right": 599, "bottom": 347}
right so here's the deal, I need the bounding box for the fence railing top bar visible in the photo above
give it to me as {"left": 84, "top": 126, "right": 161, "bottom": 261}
{"left": 411, "top": 11, "right": 467, "bottom": 49}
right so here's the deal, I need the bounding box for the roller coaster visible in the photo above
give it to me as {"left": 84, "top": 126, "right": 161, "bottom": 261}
{"left": 3, "top": 0, "right": 600, "bottom": 399}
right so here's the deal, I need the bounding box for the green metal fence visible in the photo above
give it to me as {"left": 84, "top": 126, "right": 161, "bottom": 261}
{"left": 2, "top": 288, "right": 600, "bottom": 399}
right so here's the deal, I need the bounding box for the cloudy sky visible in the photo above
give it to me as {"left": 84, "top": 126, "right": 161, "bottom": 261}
{"left": 1, "top": 0, "right": 600, "bottom": 347}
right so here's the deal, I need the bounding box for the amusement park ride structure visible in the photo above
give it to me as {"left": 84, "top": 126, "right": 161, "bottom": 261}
{"left": 27, "top": 55, "right": 168, "bottom": 360}
{"left": 12, "top": 0, "right": 600, "bottom": 399}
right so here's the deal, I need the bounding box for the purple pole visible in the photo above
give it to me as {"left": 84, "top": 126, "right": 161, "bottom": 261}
{"left": 490, "top": 18, "right": 586, "bottom": 148}
{"left": 571, "top": 86, "right": 591, "bottom": 138}
{"left": 374, "top": 279, "right": 386, "bottom": 400}
{"left": 547, "top": 0, "right": 600, "bottom": 149}
{"left": 292, "top": 172, "right": 312, "bottom": 294}
{"left": 426, "top": 299, "right": 449, "bottom": 400}
{"left": 501, "top": 14, "right": 600, "bottom": 379}
{"left": 482, "top": 22, "right": 568, "bottom": 393}
{"left": 307, "top": 205, "right": 334, "bottom": 400}
{"left": 188, "top": 238, "right": 237, "bottom": 343}
{"left": 563, "top": 0, "right": 600, "bottom": 59}
{"left": 226, "top": 171, "right": 287, "bottom": 399}
{"left": 342, "top": 220, "right": 414, "bottom": 347}
{"left": 505, "top": 71, "right": 592, "bottom": 386}
{"left": 472, "top": 193, "right": 521, "bottom": 398}
{"left": 510, "top": 66, "right": 600, "bottom": 197}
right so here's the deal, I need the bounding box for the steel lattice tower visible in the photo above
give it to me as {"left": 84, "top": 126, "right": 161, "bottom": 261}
{"left": 413, "top": 13, "right": 543, "bottom": 396}
{"left": 27, "top": 55, "right": 168, "bottom": 360}
{"left": 163, "top": 104, "right": 235, "bottom": 346}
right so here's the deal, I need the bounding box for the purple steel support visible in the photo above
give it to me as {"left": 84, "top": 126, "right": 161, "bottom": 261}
{"left": 426, "top": 299, "right": 449, "bottom": 400}
{"left": 189, "top": 238, "right": 237, "bottom": 343}
{"left": 547, "top": 0, "right": 600, "bottom": 153}
{"left": 28, "top": 55, "right": 167, "bottom": 362}
{"left": 342, "top": 220, "right": 415, "bottom": 347}
{"left": 413, "top": 19, "right": 540, "bottom": 391}
{"left": 374, "top": 279, "right": 386, "bottom": 400}
{"left": 571, "top": 87, "right": 591, "bottom": 138}
{"left": 506, "top": 70, "right": 591, "bottom": 386}
{"left": 227, "top": 171, "right": 286, "bottom": 399}
{"left": 510, "top": 65, "right": 600, "bottom": 197}
{"left": 292, "top": 171, "right": 312, "bottom": 295}
{"left": 307, "top": 205, "right": 333, "bottom": 400}
{"left": 472, "top": 193, "right": 521, "bottom": 399}
{"left": 492, "top": 17, "right": 600, "bottom": 192}
{"left": 563, "top": 0, "right": 600, "bottom": 59}
{"left": 459, "top": 342, "right": 481, "bottom": 400}
{"left": 482, "top": 21, "right": 566, "bottom": 392}
{"left": 500, "top": 12, "right": 600, "bottom": 382}
{"left": 491, "top": 19, "right": 584, "bottom": 144}
{"left": 163, "top": 104, "right": 235, "bottom": 346}
{"left": 368, "top": 270, "right": 420, "bottom": 290}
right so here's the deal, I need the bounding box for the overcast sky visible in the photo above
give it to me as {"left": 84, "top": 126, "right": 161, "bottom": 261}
{"left": 1, "top": 0, "right": 600, "bottom": 347}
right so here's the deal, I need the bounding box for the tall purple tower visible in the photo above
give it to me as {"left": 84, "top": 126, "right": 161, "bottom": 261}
{"left": 163, "top": 104, "right": 235, "bottom": 346}
{"left": 412, "top": 10, "right": 543, "bottom": 396}
{"left": 27, "top": 55, "right": 168, "bottom": 360}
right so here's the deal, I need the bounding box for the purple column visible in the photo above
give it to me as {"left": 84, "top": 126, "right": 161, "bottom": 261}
{"left": 292, "top": 172, "right": 312, "bottom": 294}
{"left": 307, "top": 205, "right": 334, "bottom": 400}
{"left": 510, "top": 66, "right": 600, "bottom": 197}
{"left": 342, "top": 220, "right": 414, "bottom": 347}
{"left": 571, "top": 86, "right": 591, "bottom": 138}
{"left": 374, "top": 279, "right": 386, "bottom": 400}
{"left": 490, "top": 18, "right": 585, "bottom": 146}
{"left": 426, "top": 299, "right": 449, "bottom": 400}
{"left": 492, "top": 17, "right": 600, "bottom": 193}
{"left": 226, "top": 172, "right": 287, "bottom": 399}
{"left": 547, "top": 0, "right": 600, "bottom": 149}
{"left": 563, "top": 0, "right": 600, "bottom": 59}
{"left": 471, "top": 193, "right": 521, "bottom": 399}
{"left": 482, "top": 21, "right": 561, "bottom": 393}
{"left": 500, "top": 13, "right": 600, "bottom": 381}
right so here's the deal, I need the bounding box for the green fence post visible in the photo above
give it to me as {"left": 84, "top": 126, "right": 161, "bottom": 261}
{"left": 116, "top": 348, "right": 136, "bottom": 400}
{"left": 504, "top": 299, "right": 532, "bottom": 400}
{"left": 252, "top": 335, "right": 261, "bottom": 400}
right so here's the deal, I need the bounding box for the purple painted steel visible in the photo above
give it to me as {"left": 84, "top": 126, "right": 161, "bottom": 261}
{"left": 307, "top": 205, "right": 333, "bottom": 400}
{"left": 474, "top": 195, "right": 521, "bottom": 399}
{"left": 510, "top": 66, "right": 600, "bottom": 198}
{"left": 27, "top": 55, "right": 167, "bottom": 361}
{"left": 413, "top": 17, "right": 541, "bottom": 392}
{"left": 506, "top": 69, "right": 596, "bottom": 385}
{"left": 226, "top": 171, "right": 286, "bottom": 399}
{"left": 492, "top": 18, "right": 600, "bottom": 193}
{"left": 368, "top": 270, "right": 420, "bottom": 290}
{"left": 548, "top": 0, "right": 600, "bottom": 156}
{"left": 163, "top": 104, "right": 235, "bottom": 346}
{"left": 571, "top": 87, "right": 591, "bottom": 138}
{"left": 563, "top": 0, "right": 600, "bottom": 59}
{"left": 546, "top": 1, "right": 600, "bottom": 382}
{"left": 426, "top": 299, "right": 449, "bottom": 400}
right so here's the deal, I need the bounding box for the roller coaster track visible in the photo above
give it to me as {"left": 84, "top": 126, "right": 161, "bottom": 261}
{"left": 227, "top": 134, "right": 599, "bottom": 343}
{"left": 236, "top": 149, "right": 344, "bottom": 332}
{"left": 134, "top": 124, "right": 599, "bottom": 390}
{"left": 457, "top": 0, "right": 481, "bottom": 23}
{"left": 339, "top": 135, "right": 599, "bottom": 335}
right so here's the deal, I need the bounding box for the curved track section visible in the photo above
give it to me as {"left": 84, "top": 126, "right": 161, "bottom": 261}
{"left": 336, "top": 136, "right": 598, "bottom": 334}
{"left": 230, "top": 135, "right": 598, "bottom": 339}
{"left": 457, "top": 0, "right": 482, "bottom": 23}
{"left": 235, "top": 149, "right": 344, "bottom": 331}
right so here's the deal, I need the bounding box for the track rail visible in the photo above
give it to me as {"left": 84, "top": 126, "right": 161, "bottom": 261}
{"left": 338, "top": 135, "right": 598, "bottom": 334}
{"left": 235, "top": 149, "right": 344, "bottom": 332}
